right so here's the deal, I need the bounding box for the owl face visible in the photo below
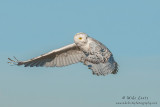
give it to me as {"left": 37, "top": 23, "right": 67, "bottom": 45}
{"left": 74, "top": 32, "right": 88, "bottom": 46}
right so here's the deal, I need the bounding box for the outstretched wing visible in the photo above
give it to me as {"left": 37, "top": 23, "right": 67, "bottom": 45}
{"left": 8, "top": 43, "right": 85, "bottom": 67}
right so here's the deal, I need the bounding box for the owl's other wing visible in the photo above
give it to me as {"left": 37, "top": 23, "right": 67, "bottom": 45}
{"left": 83, "top": 37, "right": 118, "bottom": 76}
{"left": 84, "top": 55, "right": 118, "bottom": 76}
{"left": 8, "top": 43, "right": 85, "bottom": 67}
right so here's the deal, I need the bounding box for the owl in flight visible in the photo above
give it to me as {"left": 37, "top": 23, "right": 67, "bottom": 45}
{"left": 8, "top": 32, "right": 118, "bottom": 76}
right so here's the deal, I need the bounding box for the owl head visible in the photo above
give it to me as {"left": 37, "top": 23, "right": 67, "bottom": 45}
{"left": 74, "top": 32, "right": 88, "bottom": 46}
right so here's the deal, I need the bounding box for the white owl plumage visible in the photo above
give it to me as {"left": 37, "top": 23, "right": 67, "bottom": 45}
{"left": 8, "top": 32, "right": 118, "bottom": 76}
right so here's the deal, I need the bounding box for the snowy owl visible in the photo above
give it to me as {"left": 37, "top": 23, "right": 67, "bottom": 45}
{"left": 8, "top": 32, "right": 118, "bottom": 76}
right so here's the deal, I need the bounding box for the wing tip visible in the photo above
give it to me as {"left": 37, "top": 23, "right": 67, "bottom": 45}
{"left": 8, "top": 57, "right": 24, "bottom": 66}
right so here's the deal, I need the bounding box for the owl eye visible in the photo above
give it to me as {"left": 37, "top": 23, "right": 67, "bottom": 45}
{"left": 79, "top": 37, "right": 82, "bottom": 40}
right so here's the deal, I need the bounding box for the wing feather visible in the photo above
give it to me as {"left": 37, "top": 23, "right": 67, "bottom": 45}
{"left": 73, "top": 54, "right": 79, "bottom": 63}
{"left": 70, "top": 53, "right": 75, "bottom": 64}
{"left": 36, "top": 60, "right": 42, "bottom": 67}
{"left": 56, "top": 56, "right": 60, "bottom": 67}
{"left": 68, "top": 55, "right": 73, "bottom": 65}
{"left": 62, "top": 55, "right": 67, "bottom": 66}
{"left": 59, "top": 55, "right": 64, "bottom": 66}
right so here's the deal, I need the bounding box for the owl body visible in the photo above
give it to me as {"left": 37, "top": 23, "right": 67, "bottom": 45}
{"left": 74, "top": 36, "right": 117, "bottom": 75}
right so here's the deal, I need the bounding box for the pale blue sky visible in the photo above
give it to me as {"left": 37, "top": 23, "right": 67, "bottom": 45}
{"left": 0, "top": 0, "right": 160, "bottom": 107}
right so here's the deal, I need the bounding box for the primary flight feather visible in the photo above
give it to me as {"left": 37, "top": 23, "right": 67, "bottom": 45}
{"left": 8, "top": 32, "right": 118, "bottom": 76}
